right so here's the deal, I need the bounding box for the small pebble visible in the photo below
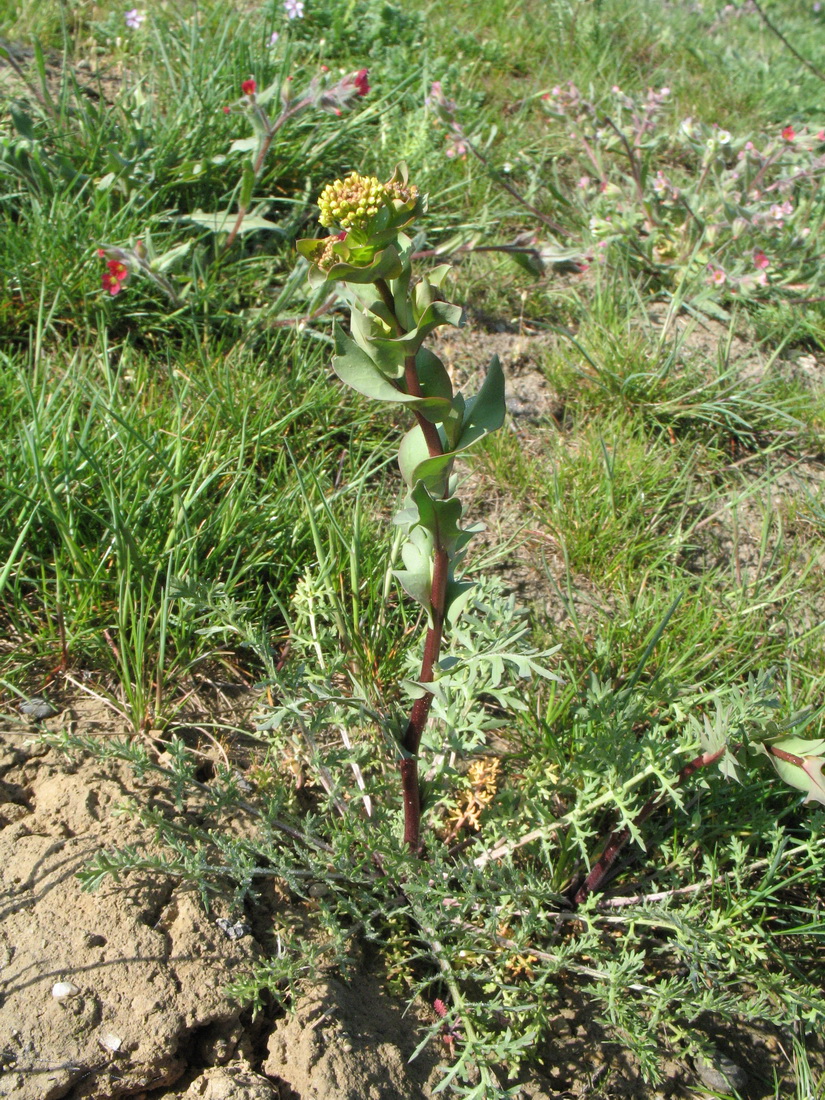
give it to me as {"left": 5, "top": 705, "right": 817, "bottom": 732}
{"left": 98, "top": 1032, "right": 122, "bottom": 1053}
{"left": 694, "top": 1050, "right": 747, "bottom": 1092}
{"left": 19, "top": 697, "right": 59, "bottom": 720}
{"left": 215, "top": 917, "right": 251, "bottom": 941}
{"left": 51, "top": 982, "right": 80, "bottom": 999}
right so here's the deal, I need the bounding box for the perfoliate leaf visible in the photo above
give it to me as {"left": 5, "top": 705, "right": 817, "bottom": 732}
{"left": 769, "top": 736, "right": 825, "bottom": 806}
{"left": 359, "top": 299, "right": 464, "bottom": 370}
{"left": 393, "top": 526, "right": 434, "bottom": 611}
{"left": 397, "top": 424, "right": 453, "bottom": 491}
{"left": 416, "top": 347, "right": 453, "bottom": 403}
{"left": 445, "top": 579, "right": 476, "bottom": 626}
{"left": 457, "top": 355, "right": 506, "bottom": 449}
{"left": 409, "top": 482, "right": 464, "bottom": 550}
{"left": 332, "top": 326, "right": 452, "bottom": 414}
{"left": 325, "top": 243, "right": 405, "bottom": 284}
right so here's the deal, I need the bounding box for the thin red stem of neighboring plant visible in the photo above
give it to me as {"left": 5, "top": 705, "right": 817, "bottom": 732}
{"left": 224, "top": 98, "right": 310, "bottom": 250}
{"left": 574, "top": 746, "right": 728, "bottom": 904}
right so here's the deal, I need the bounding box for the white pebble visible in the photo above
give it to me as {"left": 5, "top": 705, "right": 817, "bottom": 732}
{"left": 51, "top": 982, "right": 80, "bottom": 999}
{"left": 99, "top": 1032, "right": 122, "bottom": 1052}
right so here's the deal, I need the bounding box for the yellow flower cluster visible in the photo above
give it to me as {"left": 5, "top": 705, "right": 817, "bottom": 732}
{"left": 317, "top": 172, "right": 386, "bottom": 231}
{"left": 317, "top": 171, "right": 420, "bottom": 233}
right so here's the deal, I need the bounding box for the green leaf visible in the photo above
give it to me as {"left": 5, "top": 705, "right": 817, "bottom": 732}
{"left": 325, "top": 243, "right": 405, "bottom": 285}
{"left": 255, "top": 80, "right": 282, "bottom": 107}
{"left": 186, "top": 209, "right": 281, "bottom": 234}
{"left": 351, "top": 300, "right": 464, "bottom": 370}
{"left": 445, "top": 579, "right": 475, "bottom": 626}
{"left": 409, "top": 482, "right": 463, "bottom": 550}
{"left": 393, "top": 526, "right": 434, "bottom": 611}
{"left": 416, "top": 347, "right": 453, "bottom": 403}
{"left": 398, "top": 425, "right": 454, "bottom": 492}
{"left": 457, "top": 355, "right": 506, "bottom": 449}
{"left": 10, "top": 106, "right": 36, "bottom": 142}
{"left": 332, "top": 326, "right": 452, "bottom": 414}
{"left": 228, "top": 137, "right": 258, "bottom": 154}
{"left": 769, "top": 737, "right": 825, "bottom": 805}
{"left": 152, "top": 240, "right": 194, "bottom": 272}
{"left": 239, "top": 160, "right": 256, "bottom": 210}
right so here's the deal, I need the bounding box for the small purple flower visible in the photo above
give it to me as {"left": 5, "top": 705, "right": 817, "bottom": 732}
{"left": 284, "top": 0, "right": 304, "bottom": 18}
{"left": 269, "top": 31, "right": 280, "bottom": 46}
{"left": 125, "top": 8, "right": 145, "bottom": 29}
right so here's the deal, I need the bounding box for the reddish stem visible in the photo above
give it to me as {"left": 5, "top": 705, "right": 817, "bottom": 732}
{"left": 374, "top": 282, "right": 451, "bottom": 852}
{"left": 224, "top": 97, "right": 310, "bottom": 251}
{"left": 574, "top": 746, "right": 727, "bottom": 905}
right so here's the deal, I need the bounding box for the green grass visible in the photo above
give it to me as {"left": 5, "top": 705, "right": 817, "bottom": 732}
{"left": 3, "top": 0, "right": 825, "bottom": 1095}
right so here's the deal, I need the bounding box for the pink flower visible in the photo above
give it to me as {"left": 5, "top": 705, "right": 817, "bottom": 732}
{"left": 753, "top": 249, "right": 769, "bottom": 269}
{"left": 707, "top": 266, "right": 726, "bottom": 287}
{"left": 242, "top": 78, "right": 257, "bottom": 96}
{"left": 353, "top": 68, "right": 370, "bottom": 97}
{"left": 782, "top": 125, "right": 796, "bottom": 141}
{"left": 433, "top": 999, "right": 448, "bottom": 1019}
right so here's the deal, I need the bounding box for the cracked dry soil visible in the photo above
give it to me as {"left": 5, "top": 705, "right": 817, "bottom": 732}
{"left": 0, "top": 723, "right": 446, "bottom": 1100}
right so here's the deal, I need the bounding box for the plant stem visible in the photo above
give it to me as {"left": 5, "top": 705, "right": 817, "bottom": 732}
{"left": 750, "top": 0, "right": 825, "bottom": 85}
{"left": 224, "top": 98, "right": 309, "bottom": 251}
{"left": 374, "top": 280, "right": 452, "bottom": 852}
{"left": 573, "top": 746, "right": 727, "bottom": 904}
{"left": 460, "top": 133, "right": 569, "bottom": 236}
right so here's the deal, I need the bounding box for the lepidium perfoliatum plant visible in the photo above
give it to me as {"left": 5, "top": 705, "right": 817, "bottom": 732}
{"left": 296, "top": 165, "right": 510, "bottom": 851}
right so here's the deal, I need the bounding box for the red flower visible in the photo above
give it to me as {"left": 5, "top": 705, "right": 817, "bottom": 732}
{"left": 101, "top": 272, "right": 123, "bottom": 295}
{"left": 242, "top": 78, "right": 257, "bottom": 96}
{"left": 353, "top": 68, "right": 370, "bottom": 97}
{"left": 99, "top": 252, "right": 129, "bottom": 296}
{"left": 782, "top": 125, "right": 796, "bottom": 141}
{"left": 753, "top": 249, "right": 769, "bottom": 269}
